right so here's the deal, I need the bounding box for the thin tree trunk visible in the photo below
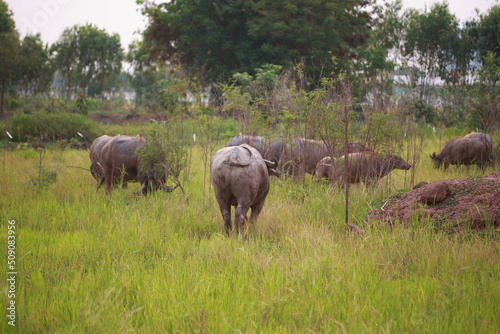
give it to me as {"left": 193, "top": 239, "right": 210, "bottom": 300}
{"left": 344, "top": 106, "right": 349, "bottom": 226}
{"left": 0, "top": 81, "right": 5, "bottom": 117}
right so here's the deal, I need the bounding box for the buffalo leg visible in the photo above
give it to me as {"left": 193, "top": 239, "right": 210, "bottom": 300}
{"left": 103, "top": 167, "right": 114, "bottom": 196}
{"left": 234, "top": 204, "right": 250, "bottom": 235}
{"left": 218, "top": 203, "right": 232, "bottom": 235}
{"left": 140, "top": 182, "right": 149, "bottom": 196}
{"left": 249, "top": 200, "right": 266, "bottom": 223}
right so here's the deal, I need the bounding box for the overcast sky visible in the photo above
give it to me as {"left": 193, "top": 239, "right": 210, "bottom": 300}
{"left": 5, "top": 0, "right": 500, "bottom": 51}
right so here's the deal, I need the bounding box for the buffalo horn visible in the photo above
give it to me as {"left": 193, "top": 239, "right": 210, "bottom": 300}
{"left": 264, "top": 157, "right": 278, "bottom": 169}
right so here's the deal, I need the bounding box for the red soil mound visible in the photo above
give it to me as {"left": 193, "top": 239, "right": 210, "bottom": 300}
{"left": 367, "top": 172, "right": 500, "bottom": 230}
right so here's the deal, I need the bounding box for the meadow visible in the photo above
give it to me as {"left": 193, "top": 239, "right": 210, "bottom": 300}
{"left": 1, "top": 131, "right": 499, "bottom": 333}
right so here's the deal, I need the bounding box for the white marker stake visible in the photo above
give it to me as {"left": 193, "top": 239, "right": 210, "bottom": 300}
{"left": 6, "top": 131, "right": 12, "bottom": 139}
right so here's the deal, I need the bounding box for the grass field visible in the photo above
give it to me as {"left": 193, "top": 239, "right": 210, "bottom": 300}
{"left": 1, "top": 134, "right": 499, "bottom": 333}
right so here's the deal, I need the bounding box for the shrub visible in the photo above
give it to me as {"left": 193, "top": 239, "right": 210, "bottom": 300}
{"left": 412, "top": 99, "right": 436, "bottom": 124}
{"left": 5, "top": 94, "right": 74, "bottom": 114}
{"left": 1, "top": 112, "right": 101, "bottom": 146}
{"left": 137, "top": 121, "right": 188, "bottom": 183}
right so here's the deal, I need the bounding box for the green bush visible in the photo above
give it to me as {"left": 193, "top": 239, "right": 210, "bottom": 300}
{"left": 5, "top": 94, "right": 74, "bottom": 114}
{"left": 1, "top": 112, "right": 101, "bottom": 146}
{"left": 138, "top": 121, "right": 188, "bottom": 186}
{"left": 409, "top": 99, "right": 436, "bottom": 124}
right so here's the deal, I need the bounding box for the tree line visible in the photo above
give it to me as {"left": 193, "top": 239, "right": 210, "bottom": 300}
{"left": 0, "top": 0, "right": 123, "bottom": 115}
{"left": 0, "top": 0, "right": 499, "bottom": 127}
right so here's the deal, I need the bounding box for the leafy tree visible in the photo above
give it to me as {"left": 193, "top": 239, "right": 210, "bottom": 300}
{"left": 469, "top": 52, "right": 500, "bottom": 132}
{"left": 0, "top": 0, "right": 14, "bottom": 33}
{"left": 350, "top": 1, "right": 399, "bottom": 106}
{"left": 51, "top": 26, "right": 78, "bottom": 97}
{"left": 138, "top": 0, "right": 378, "bottom": 80}
{"left": 140, "top": 0, "right": 252, "bottom": 77}
{"left": 51, "top": 24, "right": 124, "bottom": 97}
{"left": 246, "top": 0, "right": 376, "bottom": 77}
{"left": 0, "top": 0, "right": 19, "bottom": 115}
{"left": 473, "top": 5, "right": 500, "bottom": 67}
{"left": 127, "top": 37, "right": 164, "bottom": 106}
{"left": 17, "top": 34, "right": 53, "bottom": 94}
{"left": 404, "top": 2, "right": 460, "bottom": 99}
{"left": 443, "top": 18, "right": 477, "bottom": 86}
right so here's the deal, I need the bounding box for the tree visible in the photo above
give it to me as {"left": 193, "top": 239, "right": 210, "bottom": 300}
{"left": 17, "top": 34, "right": 53, "bottom": 94}
{"left": 470, "top": 52, "right": 500, "bottom": 132}
{"left": 404, "top": 2, "right": 460, "bottom": 100}
{"left": 0, "top": 0, "right": 19, "bottom": 115}
{"left": 246, "top": 0, "right": 376, "bottom": 77}
{"left": 51, "top": 26, "right": 78, "bottom": 97}
{"left": 443, "top": 18, "right": 477, "bottom": 86}
{"left": 140, "top": 0, "right": 252, "bottom": 77}
{"left": 349, "top": 1, "right": 399, "bottom": 106}
{"left": 138, "top": 0, "right": 378, "bottom": 80}
{"left": 51, "top": 24, "right": 124, "bottom": 97}
{"left": 127, "top": 37, "right": 163, "bottom": 106}
{"left": 473, "top": 5, "right": 500, "bottom": 67}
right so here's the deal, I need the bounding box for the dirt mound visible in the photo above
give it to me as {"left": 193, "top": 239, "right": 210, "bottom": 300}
{"left": 367, "top": 172, "right": 500, "bottom": 230}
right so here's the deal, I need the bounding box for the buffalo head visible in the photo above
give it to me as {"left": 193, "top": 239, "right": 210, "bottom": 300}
{"left": 430, "top": 152, "right": 442, "bottom": 168}
{"left": 390, "top": 154, "right": 412, "bottom": 170}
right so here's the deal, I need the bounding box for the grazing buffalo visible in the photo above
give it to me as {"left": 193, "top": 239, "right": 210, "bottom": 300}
{"left": 89, "top": 135, "right": 113, "bottom": 182}
{"left": 226, "top": 134, "right": 285, "bottom": 163}
{"left": 314, "top": 151, "right": 411, "bottom": 185}
{"left": 100, "top": 135, "right": 176, "bottom": 195}
{"left": 463, "top": 132, "right": 493, "bottom": 163}
{"left": 211, "top": 144, "right": 279, "bottom": 234}
{"left": 284, "top": 138, "right": 371, "bottom": 177}
{"left": 430, "top": 135, "right": 491, "bottom": 170}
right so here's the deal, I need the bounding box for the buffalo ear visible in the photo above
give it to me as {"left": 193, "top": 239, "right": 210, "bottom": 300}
{"left": 430, "top": 153, "right": 436, "bottom": 160}
{"left": 268, "top": 168, "right": 280, "bottom": 177}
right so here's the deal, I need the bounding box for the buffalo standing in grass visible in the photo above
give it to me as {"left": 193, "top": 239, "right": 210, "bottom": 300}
{"left": 100, "top": 135, "right": 177, "bottom": 195}
{"left": 430, "top": 134, "right": 492, "bottom": 170}
{"left": 284, "top": 138, "right": 370, "bottom": 177}
{"left": 226, "top": 134, "right": 285, "bottom": 163}
{"left": 314, "top": 151, "right": 411, "bottom": 185}
{"left": 211, "top": 144, "right": 279, "bottom": 234}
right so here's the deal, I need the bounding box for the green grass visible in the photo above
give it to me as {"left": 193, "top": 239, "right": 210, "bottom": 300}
{"left": 1, "top": 138, "right": 499, "bottom": 333}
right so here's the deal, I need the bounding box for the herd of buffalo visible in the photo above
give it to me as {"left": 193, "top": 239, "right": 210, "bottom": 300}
{"left": 88, "top": 131, "right": 494, "bottom": 233}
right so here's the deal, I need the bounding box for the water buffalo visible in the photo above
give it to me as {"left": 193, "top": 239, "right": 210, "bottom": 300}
{"left": 314, "top": 151, "right": 411, "bottom": 185}
{"left": 430, "top": 135, "right": 491, "bottom": 170}
{"left": 283, "top": 138, "right": 370, "bottom": 177}
{"left": 226, "top": 134, "right": 284, "bottom": 162}
{"left": 463, "top": 132, "right": 493, "bottom": 163}
{"left": 89, "top": 135, "right": 112, "bottom": 181}
{"left": 99, "top": 135, "right": 176, "bottom": 195}
{"left": 227, "top": 134, "right": 268, "bottom": 152}
{"left": 211, "top": 144, "right": 279, "bottom": 234}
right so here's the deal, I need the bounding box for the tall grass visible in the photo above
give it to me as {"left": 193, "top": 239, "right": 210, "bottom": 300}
{"left": 1, "top": 136, "right": 499, "bottom": 333}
